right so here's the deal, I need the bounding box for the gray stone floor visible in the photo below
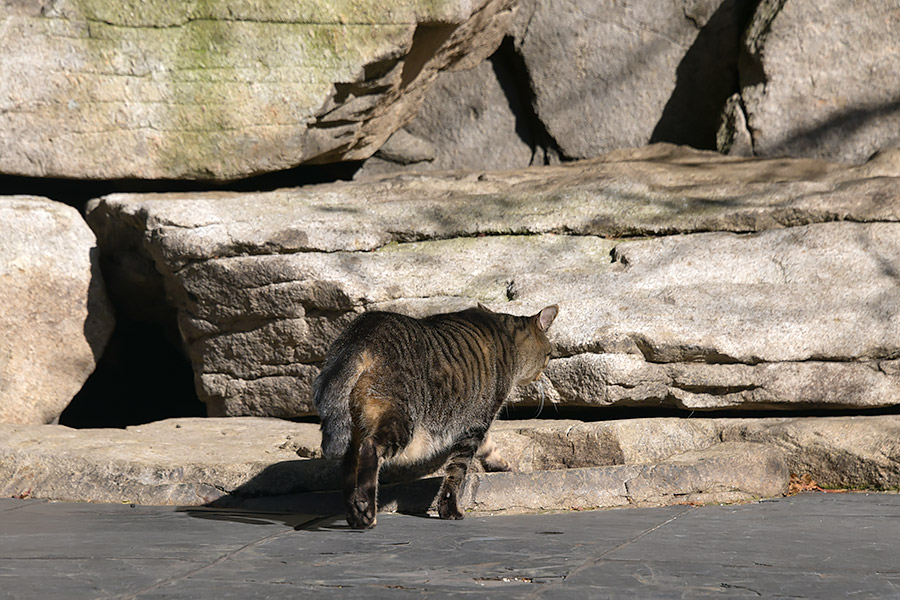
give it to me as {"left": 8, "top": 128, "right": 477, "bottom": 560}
{"left": 2, "top": 493, "right": 899, "bottom": 599}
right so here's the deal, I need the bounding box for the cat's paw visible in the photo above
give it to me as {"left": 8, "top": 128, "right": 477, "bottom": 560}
{"left": 480, "top": 453, "right": 511, "bottom": 472}
{"left": 438, "top": 496, "right": 464, "bottom": 520}
{"left": 439, "top": 507, "right": 464, "bottom": 520}
{"left": 347, "top": 513, "right": 377, "bottom": 529}
{"left": 346, "top": 509, "right": 377, "bottom": 529}
{"left": 477, "top": 436, "right": 511, "bottom": 472}
{"left": 346, "top": 491, "right": 377, "bottom": 529}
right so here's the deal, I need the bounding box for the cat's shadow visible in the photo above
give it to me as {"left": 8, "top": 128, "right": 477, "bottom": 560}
{"left": 177, "top": 458, "right": 445, "bottom": 531}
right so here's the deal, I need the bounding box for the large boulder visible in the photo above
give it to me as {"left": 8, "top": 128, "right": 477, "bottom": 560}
{"left": 0, "top": 0, "right": 514, "bottom": 180}
{"left": 723, "top": 0, "right": 900, "bottom": 163}
{"left": 358, "top": 0, "right": 752, "bottom": 176}
{"left": 510, "top": 0, "right": 749, "bottom": 158}
{"left": 361, "top": 0, "right": 900, "bottom": 174}
{"left": 0, "top": 196, "right": 114, "bottom": 424}
{"left": 85, "top": 145, "right": 900, "bottom": 418}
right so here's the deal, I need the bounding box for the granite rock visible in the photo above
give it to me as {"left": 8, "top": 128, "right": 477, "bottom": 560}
{"left": 0, "top": 416, "right": 784, "bottom": 509}
{"left": 356, "top": 39, "right": 559, "bottom": 178}
{"left": 720, "top": 416, "right": 900, "bottom": 490}
{"left": 727, "top": 0, "right": 900, "bottom": 163}
{"left": 0, "top": 0, "right": 514, "bottom": 180}
{"left": 4, "top": 415, "right": 897, "bottom": 507}
{"left": 512, "top": 0, "right": 750, "bottom": 157}
{"left": 0, "top": 196, "right": 114, "bottom": 424}
{"left": 85, "top": 145, "right": 900, "bottom": 417}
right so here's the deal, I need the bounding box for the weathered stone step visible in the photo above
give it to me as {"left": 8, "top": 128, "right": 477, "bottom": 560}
{"left": 224, "top": 443, "right": 788, "bottom": 516}
{"left": 3, "top": 415, "right": 898, "bottom": 511}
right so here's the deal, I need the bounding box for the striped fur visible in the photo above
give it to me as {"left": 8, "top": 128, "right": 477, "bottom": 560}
{"left": 313, "top": 304, "right": 558, "bottom": 528}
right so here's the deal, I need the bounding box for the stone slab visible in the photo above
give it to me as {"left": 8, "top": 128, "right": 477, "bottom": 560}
{"left": 199, "top": 441, "right": 789, "bottom": 516}
{"left": 720, "top": 416, "right": 900, "bottom": 489}
{"left": 0, "top": 417, "right": 326, "bottom": 505}
{"left": 85, "top": 145, "right": 900, "bottom": 417}
{"left": 459, "top": 442, "right": 787, "bottom": 514}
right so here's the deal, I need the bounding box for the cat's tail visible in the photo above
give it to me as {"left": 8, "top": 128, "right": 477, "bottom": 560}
{"left": 313, "top": 345, "right": 363, "bottom": 460}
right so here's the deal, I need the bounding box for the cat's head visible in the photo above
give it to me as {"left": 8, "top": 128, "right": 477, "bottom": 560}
{"left": 512, "top": 305, "right": 559, "bottom": 385}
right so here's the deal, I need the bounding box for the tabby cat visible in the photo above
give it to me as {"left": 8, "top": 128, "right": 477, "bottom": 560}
{"left": 314, "top": 303, "right": 559, "bottom": 529}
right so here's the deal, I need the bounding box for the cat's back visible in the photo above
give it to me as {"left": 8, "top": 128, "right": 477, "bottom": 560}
{"left": 331, "top": 310, "right": 426, "bottom": 358}
{"left": 336, "top": 308, "right": 498, "bottom": 351}
{"left": 326, "top": 308, "right": 511, "bottom": 400}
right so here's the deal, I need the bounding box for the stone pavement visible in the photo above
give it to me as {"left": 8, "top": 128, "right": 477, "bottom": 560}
{"left": 2, "top": 493, "right": 898, "bottom": 599}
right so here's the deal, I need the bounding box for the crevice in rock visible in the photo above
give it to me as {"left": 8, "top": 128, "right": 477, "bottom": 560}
{"left": 163, "top": 229, "right": 611, "bottom": 272}
{"left": 631, "top": 337, "right": 749, "bottom": 366}
{"left": 489, "top": 36, "right": 566, "bottom": 165}
{"left": 201, "top": 368, "right": 313, "bottom": 383}
{"left": 310, "top": 119, "right": 358, "bottom": 130}
{"left": 649, "top": 0, "right": 759, "bottom": 150}
{"left": 500, "top": 403, "right": 900, "bottom": 423}
{"left": 70, "top": 14, "right": 444, "bottom": 30}
{"left": 741, "top": 0, "right": 788, "bottom": 85}
{"left": 59, "top": 317, "right": 205, "bottom": 429}
{"left": 400, "top": 23, "right": 458, "bottom": 89}
{"left": 672, "top": 383, "right": 762, "bottom": 396}
{"left": 0, "top": 161, "right": 363, "bottom": 213}
{"left": 180, "top": 315, "right": 286, "bottom": 341}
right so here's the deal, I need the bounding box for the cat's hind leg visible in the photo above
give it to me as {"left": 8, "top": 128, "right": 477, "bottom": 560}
{"left": 345, "top": 380, "right": 413, "bottom": 529}
{"left": 437, "top": 431, "right": 484, "bottom": 520}
{"left": 341, "top": 431, "right": 362, "bottom": 526}
{"left": 345, "top": 435, "right": 380, "bottom": 529}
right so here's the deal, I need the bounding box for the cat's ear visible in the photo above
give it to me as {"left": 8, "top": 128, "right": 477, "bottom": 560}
{"left": 535, "top": 305, "right": 559, "bottom": 331}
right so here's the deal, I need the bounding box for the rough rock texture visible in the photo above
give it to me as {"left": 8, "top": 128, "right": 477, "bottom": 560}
{"left": 356, "top": 39, "right": 559, "bottom": 178}
{"left": 361, "top": 0, "right": 900, "bottom": 174}
{"left": 0, "top": 418, "right": 328, "bottom": 504}
{"left": 358, "top": 0, "right": 759, "bottom": 176}
{"left": 0, "top": 196, "right": 114, "bottom": 424}
{"left": 358, "top": 59, "right": 531, "bottom": 177}
{"left": 86, "top": 145, "right": 900, "bottom": 418}
{"left": 498, "top": 417, "right": 900, "bottom": 492}
{"left": 717, "top": 92, "right": 754, "bottom": 157}
{"left": 0, "top": 0, "right": 514, "bottom": 180}
{"left": 726, "top": 0, "right": 900, "bottom": 163}
{"left": 489, "top": 418, "right": 720, "bottom": 472}
{"left": 720, "top": 417, "right": 900, "bottom": 490}
{"left": 218, "top": 442, "right": 788, "bottom": 514}
{"left": 5, "top": 415, "right": 898, "bottom": 508}
{"left": 460, "top": 443, "right": 788, "bottom": 514}
{"left": 512, "top": 0, "right": 751, "bottom": 158}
